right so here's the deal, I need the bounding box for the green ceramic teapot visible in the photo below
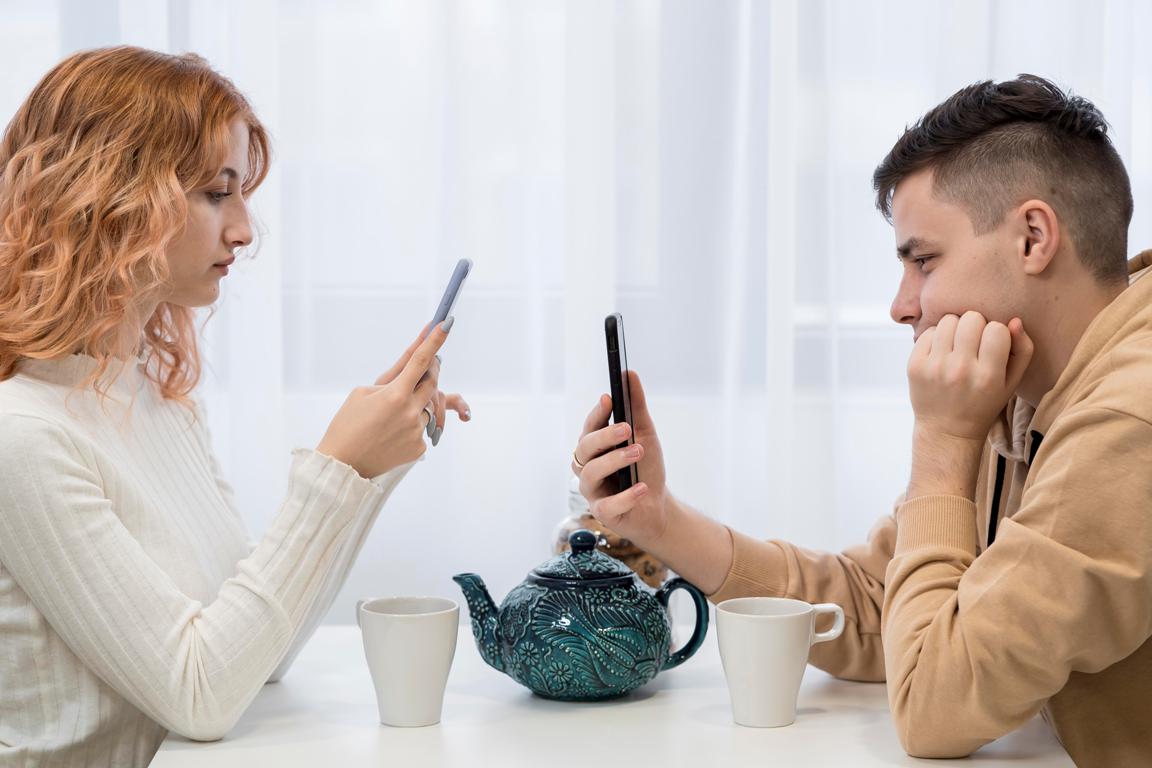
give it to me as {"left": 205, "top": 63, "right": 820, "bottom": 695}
{"left": 452, "top": 529, "right": 709, "bottom": 701}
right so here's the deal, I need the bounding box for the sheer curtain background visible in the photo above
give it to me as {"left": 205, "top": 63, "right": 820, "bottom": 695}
{"left": 2, "top": 0, "right": 1149, "bottom": 625}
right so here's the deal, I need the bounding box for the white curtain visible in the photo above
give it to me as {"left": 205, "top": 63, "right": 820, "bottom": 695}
{"left": 2, "top": 0, "right": 1149, "bottom": 625}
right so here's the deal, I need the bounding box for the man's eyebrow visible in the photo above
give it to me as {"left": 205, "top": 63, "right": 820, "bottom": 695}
{"left": 896, "top": 237, "right": 938, "bottom": 261}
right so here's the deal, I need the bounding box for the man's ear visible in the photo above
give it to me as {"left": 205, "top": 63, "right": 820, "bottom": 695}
{"left": 1015, "top": 199, "right": 1060, "bottom": 276}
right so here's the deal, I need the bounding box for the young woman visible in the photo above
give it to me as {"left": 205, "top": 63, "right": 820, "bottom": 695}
{"left": 0, "top": 46, "right": 468, "bottom": 766}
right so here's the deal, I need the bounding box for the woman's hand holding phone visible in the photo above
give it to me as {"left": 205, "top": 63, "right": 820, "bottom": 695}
{"left": 316, "top": 319, "right": 470, "bottom": 478}
{"left": 572, "top": 370, "right": 670, "bottom": 547}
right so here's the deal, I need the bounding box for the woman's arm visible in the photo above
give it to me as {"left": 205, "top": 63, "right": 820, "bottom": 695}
{"left": 191, "top": 399, "right": 414, "bottom": 683}
{"left": 0, "top": 413, "right": 400, "bottom": 741}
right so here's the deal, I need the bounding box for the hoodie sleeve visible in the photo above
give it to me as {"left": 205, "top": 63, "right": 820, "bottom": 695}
{"left": 709, "top": 514, "right": 896, "bottom": 682}
{"left": 883, "top": 407, "right": 1152, "bottom": 758}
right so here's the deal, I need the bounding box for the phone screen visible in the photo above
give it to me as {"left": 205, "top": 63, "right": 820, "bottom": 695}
{"left": 605, "top": 313, "right": 638, "bottom": 491}
{"left": 425, "top": 258, "right": 472, "bottom": 337}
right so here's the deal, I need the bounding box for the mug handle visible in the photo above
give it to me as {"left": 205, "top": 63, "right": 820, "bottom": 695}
{"left": 811, "top": 603, "right": 845, "bottom": 644}
{"left": 656, "top": 578, "right": 710, "bottom": 671}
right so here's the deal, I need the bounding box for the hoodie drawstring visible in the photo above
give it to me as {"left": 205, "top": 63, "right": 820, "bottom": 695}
{"left": 988, "top": 431, "right": 1045, "bottom": 548}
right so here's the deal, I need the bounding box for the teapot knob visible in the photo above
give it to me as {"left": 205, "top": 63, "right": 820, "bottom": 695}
{"left": 569, "top": 529, "right": 598, "bottom": 554}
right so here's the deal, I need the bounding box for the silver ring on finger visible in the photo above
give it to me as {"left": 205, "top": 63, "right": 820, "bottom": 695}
{"left": 571, "top": 450, "right": 586, "bottom": 473}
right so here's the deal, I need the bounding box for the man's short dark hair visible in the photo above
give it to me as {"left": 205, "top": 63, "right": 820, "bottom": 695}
{"left": 873, "top": 74, "right": 1133, "bottom": 285}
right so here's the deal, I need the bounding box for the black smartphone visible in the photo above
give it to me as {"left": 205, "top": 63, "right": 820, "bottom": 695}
{"left": 605, "top": 313, "right": 637, "bottom": 491}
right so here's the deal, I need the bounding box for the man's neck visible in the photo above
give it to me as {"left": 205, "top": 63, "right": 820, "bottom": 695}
{"left": 1015, "top": 280, "right": 1125, "bottom": 408}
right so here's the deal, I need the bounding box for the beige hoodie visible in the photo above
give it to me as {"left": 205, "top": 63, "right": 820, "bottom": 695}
{"left": 710, "top": 251, "right": 1152, "bottom": 766}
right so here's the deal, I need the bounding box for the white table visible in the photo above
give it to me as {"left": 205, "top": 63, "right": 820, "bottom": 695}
{"left": 155, "top": 625, "right": 1072, "bottom": 767}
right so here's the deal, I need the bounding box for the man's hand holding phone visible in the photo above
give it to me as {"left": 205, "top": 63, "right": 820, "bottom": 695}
{"left": 572, "top": 370, "right": 671, "bottom": 547}
{"left": 572, "top": 365, "right": 734, "bottom": 595}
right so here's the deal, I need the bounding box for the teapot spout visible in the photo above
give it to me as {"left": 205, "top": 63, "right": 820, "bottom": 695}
{"left": 452, "top": 573, "right": 505, "bottom": 672}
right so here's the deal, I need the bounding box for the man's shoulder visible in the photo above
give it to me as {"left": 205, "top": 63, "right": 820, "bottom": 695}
{"left": 1078, "top": 328, "right": 1152, "bottom": 425}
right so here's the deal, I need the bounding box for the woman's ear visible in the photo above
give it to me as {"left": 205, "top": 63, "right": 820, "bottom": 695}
{"left": 1016, "top": 199, "right": 1060, "bottom": 276}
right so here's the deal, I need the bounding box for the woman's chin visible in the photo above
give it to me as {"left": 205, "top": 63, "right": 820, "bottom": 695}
{"left": 166, "top": 285, "right": 220, "bottom": 309}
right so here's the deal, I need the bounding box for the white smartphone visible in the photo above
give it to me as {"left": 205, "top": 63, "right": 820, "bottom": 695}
{"left": 424, "top": 258, "right": 472, "bottom": 337}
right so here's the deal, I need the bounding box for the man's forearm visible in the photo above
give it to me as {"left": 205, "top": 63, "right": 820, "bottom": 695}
{"left": 646, "top": 494, "right": 733, "bottom": 594}
{"left": 906, "top": 423, "right": 984, "bottom": 501}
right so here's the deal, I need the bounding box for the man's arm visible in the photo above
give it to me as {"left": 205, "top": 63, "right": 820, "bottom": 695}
{"left": 632, "top": 493, "right": 895, "bottom": 682}
{"left": 883, "top": 409, "right": 1152, "bottom": 757}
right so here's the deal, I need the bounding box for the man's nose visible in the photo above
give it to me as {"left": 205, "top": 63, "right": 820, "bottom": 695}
{"left": 890, "top": 276, "right": 920, "bottom": 326}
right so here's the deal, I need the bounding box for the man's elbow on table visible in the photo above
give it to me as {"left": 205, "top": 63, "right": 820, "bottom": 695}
{"left": 895, "top": 710, "right": 986, "bottom": 759}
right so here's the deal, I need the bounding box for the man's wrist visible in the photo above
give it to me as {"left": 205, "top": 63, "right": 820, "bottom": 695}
{"left": 907, "top": 422, "right": 984, "bottom": 501}
{"left": 651, "top": 494, "right": 733, "bottom": 594}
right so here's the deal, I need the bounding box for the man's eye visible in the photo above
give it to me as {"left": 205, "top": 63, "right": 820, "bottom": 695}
{"left": 914, "top": 255, "right": 936, "bottom": 270}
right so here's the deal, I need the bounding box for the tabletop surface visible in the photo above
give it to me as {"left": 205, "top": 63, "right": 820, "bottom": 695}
{"left": 154, "top": 624, "right": 1073, "bottom": 767}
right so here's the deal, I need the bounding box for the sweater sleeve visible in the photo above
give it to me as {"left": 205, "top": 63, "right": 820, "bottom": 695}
{"left": 0, "top": 413, "right": 404, "bottom": 741}
{"left": 264, "top": 461, "right": 413, "bottom": 683}
{"left": 882, "top": 408, "right": 1152, "bottom": 758}
{"left": 187, "top": 400, "right": 414, "bottom": 683}
{"left": 708, "top": 513, "right": 896, "bottom": 682}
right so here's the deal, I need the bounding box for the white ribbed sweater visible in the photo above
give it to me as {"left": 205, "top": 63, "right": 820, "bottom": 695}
{"left": 0, "top": 355, "right": 412, "bottom": 767}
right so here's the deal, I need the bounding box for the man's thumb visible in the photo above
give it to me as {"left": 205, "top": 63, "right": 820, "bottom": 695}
{"left": 1005, "top": 317, "right": 1034, "bottom": 389}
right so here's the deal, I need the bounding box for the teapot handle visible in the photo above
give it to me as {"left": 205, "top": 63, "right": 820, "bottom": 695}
{"left": 655, "top": 578, "right": 710, "bottom": 671}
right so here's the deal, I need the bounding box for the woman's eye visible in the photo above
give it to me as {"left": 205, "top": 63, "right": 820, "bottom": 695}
{"left": 207, "top": 190, "right": 233, "bottom": 203}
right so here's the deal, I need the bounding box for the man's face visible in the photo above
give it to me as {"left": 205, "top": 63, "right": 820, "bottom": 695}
{"left": 889, "top": 169, "right": 1020, "bottom": 341}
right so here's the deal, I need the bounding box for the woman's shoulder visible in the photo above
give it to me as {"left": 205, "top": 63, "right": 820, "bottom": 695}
{"left": 0, "top": 372, "right": 65, "bottom": 418}
{"left": 0, "top": 374, "right": 90, "bottom": 450}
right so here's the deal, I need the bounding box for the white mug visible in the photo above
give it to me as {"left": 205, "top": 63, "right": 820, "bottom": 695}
{"left": 716, "top": 597, "right": 845, "bottom": 728}
{"left": 356, "top": 596, "right": 459, "bottom": 727}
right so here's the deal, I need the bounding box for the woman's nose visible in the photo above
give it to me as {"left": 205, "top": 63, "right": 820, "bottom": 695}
{"left": 226, "top": 203, "right": 253, "bottom": 249}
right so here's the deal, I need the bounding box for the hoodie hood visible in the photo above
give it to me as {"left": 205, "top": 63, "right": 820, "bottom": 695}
{"left": 990, "top": 250, "right": 1152, "bottom": 462}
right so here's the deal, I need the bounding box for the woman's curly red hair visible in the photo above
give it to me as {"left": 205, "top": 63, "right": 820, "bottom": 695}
{"left": 0, "top": 46, "right": 270, "bottom": 401}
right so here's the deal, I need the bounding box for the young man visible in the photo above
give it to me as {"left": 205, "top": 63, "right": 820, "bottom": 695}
{"left": 571, "top": 74, "right": 1151, "bottom": 766}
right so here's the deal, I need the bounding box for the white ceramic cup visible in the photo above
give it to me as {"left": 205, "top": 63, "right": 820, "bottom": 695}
{"left": 716, "top": 597, "right": 845, "bottom": 728}
{"left": 356, "top": 596, "right": 459, "bottom": 727}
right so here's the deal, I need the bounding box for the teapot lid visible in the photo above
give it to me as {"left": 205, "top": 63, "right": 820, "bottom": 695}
{"left": 532, "top": 529, "right": 635, "bottom": 583}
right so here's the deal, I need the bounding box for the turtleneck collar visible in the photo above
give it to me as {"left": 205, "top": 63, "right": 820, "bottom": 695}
{"left": 16, "top": 352, "right": 149, "bottom": 398}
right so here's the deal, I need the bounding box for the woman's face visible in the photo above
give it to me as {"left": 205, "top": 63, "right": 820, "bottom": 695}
{"left": 164, "top": 119, "right": 253, "bottom": 308}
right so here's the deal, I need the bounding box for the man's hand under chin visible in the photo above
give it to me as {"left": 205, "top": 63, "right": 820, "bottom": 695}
{"left": 905, "top": 310, "right": 1034, "bottom": 501}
